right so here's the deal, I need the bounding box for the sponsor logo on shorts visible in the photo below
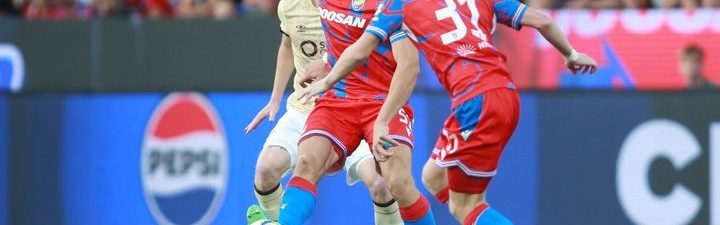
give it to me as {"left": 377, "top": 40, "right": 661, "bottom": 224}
{"left": 142, "top": 93, "right": 229, "bottom": 225}
{"left": 460, "top": 129, "right": 472, "bottom": 141}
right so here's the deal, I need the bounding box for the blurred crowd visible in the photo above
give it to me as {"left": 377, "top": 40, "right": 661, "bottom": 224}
{"left": 527, "top": 0, "right": 719, "bottom": 9}
{"left": 0, "top": 0, "right": 718, "bottom": 20}
{"left": 0, "top": 0, "right": 278, "bottom": 20}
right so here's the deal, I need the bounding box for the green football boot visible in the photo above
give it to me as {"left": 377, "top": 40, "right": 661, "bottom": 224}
{"left": 247, "top": 204, "right": 278, "bottom": 225}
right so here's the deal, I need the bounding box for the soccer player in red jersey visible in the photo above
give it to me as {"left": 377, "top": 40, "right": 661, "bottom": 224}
{"left": 302, "top": 0, "right": 598, "bottom": 224}
{"left": 274, "top": 0, "right": 437, "bottom": 223}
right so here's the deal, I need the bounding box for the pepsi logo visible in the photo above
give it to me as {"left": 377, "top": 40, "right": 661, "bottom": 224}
{"left": 142, "top": 93, "right": 229, "bottom": 225}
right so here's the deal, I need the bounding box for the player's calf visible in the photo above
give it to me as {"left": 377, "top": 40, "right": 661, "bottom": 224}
{"left": 358, "top": 159, "right": 403, "bottom": 225}
{"left": 444, "top": 174, "right": 513, "bottom": 225}
{"left": 448, "top": 191, "right": 485, "bottom": 222}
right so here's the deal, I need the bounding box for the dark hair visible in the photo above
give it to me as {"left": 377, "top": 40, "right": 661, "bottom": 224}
{"left": 681, "top": 44, "right": 704, "bottom": 61}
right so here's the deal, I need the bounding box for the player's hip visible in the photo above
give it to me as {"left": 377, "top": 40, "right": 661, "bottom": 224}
{"left": 433, "top": 88, "right": 520, "bottom": 161}
{"left": 447, "top": 88, "right": 520, "bottom": 132}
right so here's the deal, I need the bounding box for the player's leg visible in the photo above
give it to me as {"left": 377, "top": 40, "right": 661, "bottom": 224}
{"left": 278, "top": 136, "right": 339, "bottom": 225}
{"left": 442, "top": 88, "right": 520, "bottom": 225}
{"left": 421, "top": 116, "right": 455, "bottom": 205}
{"left": 363, "top": 104, "right": 435, "bottom": 225}
{"left": 253, "top": 109, "right": 305, "bottom": 219}
{"left": 446, "top": 169, "right": 511, "bottom": 225}
{"left": 422, "top": 158, "right": 449, "bottom": 204}
{"left": 278, "top": 98, "right": 361, "bottom": 225}
{"left": 351, "top": 143, "right": 403, "bottom": 225}
{"left": 378, "top": 144, "right": 436, "bottom": 225}
{"left": 253, "top": 146, "right": 290, "bottom": 219}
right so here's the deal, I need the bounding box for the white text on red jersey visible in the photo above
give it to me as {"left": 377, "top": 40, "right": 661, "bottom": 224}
{"left": 319, "top": 8, "right": 367, "bottom": 28}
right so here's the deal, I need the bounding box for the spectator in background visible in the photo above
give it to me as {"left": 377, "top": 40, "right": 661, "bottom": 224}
{"left": 82, "top": 0, "right": 130, "bottom": 17}
{"left": 127, "top": 0, "right": 174, "bottom": 18}
{"left": 523, "top": 0, "right": 554, "bottom": 8}
{"left": 702, "top": 0, "right": 720, "bottom": 7}
{"left": 23, "top": 0, "right": 79, "bottom": 19}
{"left": 175, "top": 0, "right": 234, "bottom": 20}
{"left": 658, "top": 0, "right": 720, "bottom": 8}
{"left": 655, "top": 0, "right": 696, "bottom": 8}
{"left": 679, "top": 44, "right": 715, "bottom": 90}
{"left": 242, "top": 0, "right": 276, "bottom": 15}
{"left": 564, "top": 0, "right": 652, "bottom": 9}
{"left": 563, "top": 0, "right": 717, "bottom": 9}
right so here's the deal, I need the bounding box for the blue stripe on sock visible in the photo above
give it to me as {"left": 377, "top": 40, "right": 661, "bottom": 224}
{"left": 278, "top": 187, "right": 316, "bottom": 225}
{"left": 475, "top": 207, "right": 513, "bottom": 225}
{"left": 404, "top": 207, "right": 436, "bottom": 225}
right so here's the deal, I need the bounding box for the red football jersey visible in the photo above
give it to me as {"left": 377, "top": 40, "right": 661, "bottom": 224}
{"left": 319, "top": 0, "right": 408, "bottom": 100}
{"left": 366, "top": 0, "right": 527, "bottom": 108}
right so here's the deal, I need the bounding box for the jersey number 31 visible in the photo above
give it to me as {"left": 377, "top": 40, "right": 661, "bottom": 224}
{"left": 435, "top": 0, "right": 489, "bottom": 45}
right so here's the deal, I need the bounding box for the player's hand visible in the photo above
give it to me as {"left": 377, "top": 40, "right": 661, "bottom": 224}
{"left": 566, "top": 53, "right": 598, "bottom": 75}
{"left": 244, "top": 100, "right": 280, "bottom": 133}
{"left": 298, "top": 60, "right": 326, "bottom": 88}
{"left": 372, "top": 121, "right": 400, "bottom": 162}
{"left": 297, "top": 77, "right": 332, "bottom": 104}
{"left": 304, "top": 60, "right": 328, "bottom": 82}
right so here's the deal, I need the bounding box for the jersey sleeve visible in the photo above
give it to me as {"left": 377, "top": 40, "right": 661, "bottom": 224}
{"left": 365, "top": 0, "right": 404, "bottom": 42}
{"left": 493, "top": 0, "right": 528, "bottom": 30}
{"left": 277, "top": 4, "right": 290, "bottom": 36}
{"left": 280, "top": 24, "right": 290, "bottom": 36}
{"left": 279, "top": 18, "right": 289, "bottom": 36}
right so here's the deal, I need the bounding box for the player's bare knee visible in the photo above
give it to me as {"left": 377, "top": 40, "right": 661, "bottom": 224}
{"left": 421, "top": 169, "right": 437, "bottom": 194}
{"left": 254, "top": 161, "right": 283, "bottom": 190}
{"left": 386, "top": 176, "right": 412, "bottom": 199}
{"left": 369, "top": 177, "right": 393, "bottom": 202}
{"left": 294, "top": 154, "right": 322, "bottom": 180}
{"left": 421, "top": 160, "right": 444, "bottom": 194}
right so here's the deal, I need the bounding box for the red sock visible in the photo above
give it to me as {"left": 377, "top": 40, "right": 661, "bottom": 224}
{"left": 434, "top": 187, "right": 449, "bottom": 204}
{"left": 287, "top": 177, "right": 318, "bottom": 197}
{"left": 463, "top": 203, "right": 490, "bottom": 225}
{"left": 400, "top": 196, "right": 430, "bottom": 221}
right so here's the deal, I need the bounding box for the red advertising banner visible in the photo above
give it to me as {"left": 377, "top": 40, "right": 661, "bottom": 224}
{"left": 495, "top": 9, "right": 720, "bottom": 90}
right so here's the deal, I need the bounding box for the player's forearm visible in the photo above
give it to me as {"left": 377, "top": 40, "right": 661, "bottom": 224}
{"left": 377, "top": 39, "right": 419, "bottom": 124}
{"left": 522, "top": 8, "right": 575, "bottom": 58}
{"left": 324, "top": 44, "right": 370, "bottom": 86}
{"left": 323, "top": 33, "right": 378, "bottom": 86}
{"left": 270, "top": 36, "right": 295, "bottom": 103}
{"left": 376, "top": 64, "right": 418, "bottom": 124}
{"left": 539, "top": 24, "right": 574, "bottom": 57}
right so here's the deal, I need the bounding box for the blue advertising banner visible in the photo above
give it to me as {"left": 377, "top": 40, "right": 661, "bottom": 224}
{"left": 39, "top": 92, "right": 539, "bottom": 225}
{"left": 6, "top": 91, "right": 720, "bottom": 225}
{"left": 536, "top": 93, "right": 652, "bottom": 225}
{"left": 60, "top": 94, "right": 163, "bottom": 225}
{"left": 0, "top": 95, "right": 7, "bottom": 225}
{"left": 8, "top": 94, "right": 65, "bottom": 225}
